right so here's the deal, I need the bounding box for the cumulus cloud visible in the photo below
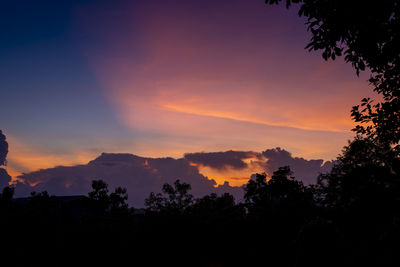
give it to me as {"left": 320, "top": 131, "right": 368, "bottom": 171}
{"left": 262, "top": 148, "right": 334, "bottom": 184}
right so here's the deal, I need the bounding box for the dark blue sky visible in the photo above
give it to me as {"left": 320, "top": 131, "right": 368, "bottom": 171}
{"left": 1, "top": 0, "right": 130, "bottom": 147}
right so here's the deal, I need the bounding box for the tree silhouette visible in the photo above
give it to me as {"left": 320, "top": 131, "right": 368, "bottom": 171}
{"left": 0, "top": 186, "right": 15, "bottom": 212}
{"left": 0, "top": 186, "right": 14, "bottom": 202}
{"left": 145, "top": 179, "right": 193, "bottom": 214}
{"left": 261, "top": 4, "right": 400, "bottom": 261}
{"left": 187, "top": 192, "right": 245, "bottom": 224}
{"left": 266, "top": 0, "right": 400, "bottom": 146}
{"left": 88, "top": 179, "right": 130, "bottom": 214}
{"left": 313, "top": 136, "right": 400, "bottom": 265}
{"left": 241, "top": 167, "right": 316, "bottom": 265}
{"left": 244, "top": 166, "right": 314, "bottom": 216}
{"left": 317, "top": 136, "right": 400, "bottom": 211}
{"left": 0, "top": 130, "right": 8, "bottom": 166}
{"left": 0, "top": 131, "right": 12, "bottom": 190}
{"left": 88, "top": 180, "right": 110, "bottom": 212}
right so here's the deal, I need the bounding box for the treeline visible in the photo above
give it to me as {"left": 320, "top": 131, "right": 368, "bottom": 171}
{"left": 1, "top": 136, "right": 399, "bottom": 266}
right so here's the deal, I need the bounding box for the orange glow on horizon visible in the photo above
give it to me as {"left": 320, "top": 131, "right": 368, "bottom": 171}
{"left": 6, "top": 135, "right": 98, "bottom": 182}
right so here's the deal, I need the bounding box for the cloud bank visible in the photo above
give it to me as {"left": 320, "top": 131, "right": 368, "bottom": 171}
{"left": 12, "top": 148, "right": 333, "bottom": 207}
{"left": 14, "top": 153, "right": 243, "bottom": 207}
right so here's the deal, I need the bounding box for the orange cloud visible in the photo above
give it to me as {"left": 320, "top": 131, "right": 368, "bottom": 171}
{"left": 192, "top": 162, "right": 266, "bottom": 187}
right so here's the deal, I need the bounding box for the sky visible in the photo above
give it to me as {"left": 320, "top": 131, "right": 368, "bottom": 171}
{"left": 0, "top": 0, "right": 375, "bottom": 186}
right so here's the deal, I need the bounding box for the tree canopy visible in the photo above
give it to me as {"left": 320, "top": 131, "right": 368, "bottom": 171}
{"left": 88, "top": 179, "right": 130, "bottom": 214}
{"left": 266, "top": 0, "right": 400, "bottom": 146}
{"left": 144, "top": 179, "right": 194, "bottom": 213}
{"left": 0, "top": 130, "right": 8, "bottom": 166}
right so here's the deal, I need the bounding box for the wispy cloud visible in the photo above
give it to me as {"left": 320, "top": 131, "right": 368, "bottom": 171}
{"left": 75, "top": 0, "right": 369, "bottom": 160}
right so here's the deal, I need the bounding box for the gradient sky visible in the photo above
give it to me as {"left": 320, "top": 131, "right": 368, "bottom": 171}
{"left": 0, "top": 0, "right": 375, "bottom": 183}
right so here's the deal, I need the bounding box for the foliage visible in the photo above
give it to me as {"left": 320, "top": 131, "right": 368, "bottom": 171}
{"left": 313, "top": 135, "right": 400, "bottom": 265}
{"left": 0, "top": 186, "right": 14, "bottom": 202}
{"left": 88, "top": 179, "right": 130, "bottom": 214}
{"left": 261, "top": 3, "right": 400, "bottom": 262}
{"left": 317, "top": 136, "right": 400, "bottom": 211}
{"left": 145, "top": 179, "right": 193, "bottom": 213}
{"left": 0, "top": 130, "right": 8, "bottom": 166}
{"left": 266, "top": 0, "right": 400, "bottom": 146}
{"left": 187, "top": 193, "right": 245, "bottom": 223}
{"left": 244, "top": 166, "right": 314, "bottom": 216}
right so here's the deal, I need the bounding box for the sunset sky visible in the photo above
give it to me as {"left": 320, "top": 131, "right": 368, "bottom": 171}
{"left": 0, "top": 0, "right": 375, "bottom": 183}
